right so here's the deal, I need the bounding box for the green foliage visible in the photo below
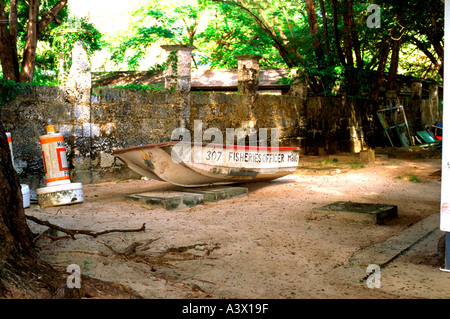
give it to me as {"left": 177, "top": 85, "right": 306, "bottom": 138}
{"left": 0, "top": 0, "right": 70, "bottom": 82}
{"left": 319, "top": 159, "right": 338, "bottom": 166}
{"left": 107, "top": 0, "right": 200, "bottom": 70}
{"left": 105, "top": 0, "right": 284, "bottom": 70}
{"left": 12, "top": 0, "right": 70, "bottom": 50}
{"left": 32, "top": 69, "right": 58, "bottom": 86}
{"left": 396, "top": 174, "right": 421, "bottom": 183}
{"left": 196, "top": 1, "right": 284, "bottom": 68}
{"left": 278, "top": 76, "right": 291, "bottom": 85}
{"left": 0, "top": 78, "right": 31, "bottom": 105}
{"left": 399, "top": 41, "right": 441, "bottom": 81}
{"left": 348, "top": 161, "right": 365, "bottom": 169}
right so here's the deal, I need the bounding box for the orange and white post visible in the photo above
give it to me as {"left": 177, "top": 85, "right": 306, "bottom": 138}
{"left": 40, "top": 125, "right": 71, "bottom": 187}
{"left": 36, "top": 125, "right": 83, "bottom": 207}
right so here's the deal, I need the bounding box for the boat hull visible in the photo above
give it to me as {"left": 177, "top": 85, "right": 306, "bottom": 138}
{"left": 113, "top": 142, "right": 300, "bottom": 187}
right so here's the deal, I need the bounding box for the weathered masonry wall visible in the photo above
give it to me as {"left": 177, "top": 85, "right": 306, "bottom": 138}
{"left": 1, "top": 86, "right": 309, "bottom": 188}
{"left": 189, "top": 92, "right": 306, "bottom": 146}
{"left": 2, "top": 85, "right": 440, "bottom": 189}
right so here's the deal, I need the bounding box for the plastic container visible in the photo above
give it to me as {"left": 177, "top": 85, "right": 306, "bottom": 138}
{"left": 21, "top": 184, "right": 30, "bottom": 208}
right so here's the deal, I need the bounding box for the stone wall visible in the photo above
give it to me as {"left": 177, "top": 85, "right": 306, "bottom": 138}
{"left": 2, "top": 84, "right": 442, "bottom": 188}
{"left": 1, "top": 86, "right": 309, "bottom": 188}
{"left": 2, "top": 86, "right": 73, "bottom": 190}
{"left": 189, "top": 92, "right": 306, "bottom": 146}
{"left": 307, "top": 97, "right": 392, "bottom": 155}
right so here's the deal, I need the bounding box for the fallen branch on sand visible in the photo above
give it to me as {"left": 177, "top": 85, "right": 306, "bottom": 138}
{"left": 25, "top": 213, "right": 146, "bottom": 240}
{"left": 56, "top": 240, "right": 221, "bottom": 297}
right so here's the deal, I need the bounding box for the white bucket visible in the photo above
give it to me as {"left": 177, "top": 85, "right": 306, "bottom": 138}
{"left": 36, "top": 182, "right": 84, "bottom": 208}
{"left": 21, "top": 184, "right": 30, "bottom": 208}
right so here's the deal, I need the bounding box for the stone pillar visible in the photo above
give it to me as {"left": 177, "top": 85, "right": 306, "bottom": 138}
{"left": 411, "top": 81, "right": 422, "bottom": 99}
{"left": 235, "top": 55, "right": 262, "bottom": 94}
{"left": 161, "top": 45, "right": 195, "bottom": 130}
{"left": 66, "top": 41, "right": 93, "bottom": 183}
{"left": 430, "top": 83, "right": 439, "bottom": 109}
{"left": 161, "top": 45, "right": 195, "bottom": 91}
{"left": 429, "top": 83, "right": 441, "bottom": 123}
{"left": 66, "top": 41, "right": 91, "bottom": 103}
{"left": 289, "top": 68, "right": 307, "bottom": 100}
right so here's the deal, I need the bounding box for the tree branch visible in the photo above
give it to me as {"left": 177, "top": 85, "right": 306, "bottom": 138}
{"left": 406, "top": 34, "right": 439, "bottom": 67}
{"left": 26, "top": 213, "right": 146, "bottom": 239}
{"left": 37, "top": 0, "right": 68, "bottom": 38}
{"left": 281, "top": 6, "right": 294, "bottom": 39}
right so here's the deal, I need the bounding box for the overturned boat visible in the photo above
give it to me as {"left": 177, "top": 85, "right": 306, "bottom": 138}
{"left": 112, "top": 142, "right": 300, "bottom": 187}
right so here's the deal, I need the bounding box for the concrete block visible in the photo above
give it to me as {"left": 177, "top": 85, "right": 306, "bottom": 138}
{"left": 179, "top": 186, "right": 248, "bottom": 202}
{"left": 100, "top": 151, "right": 115, "bottom": 168}
{"left": 318, "top": 147, "right": 326, "bottom": 156}
{"left": 314, "top": 201, "right": 398, "bottom": 225}
{"left": 73, "top": 125, "right": 83, "bottom": 137}
{"left": 74, "top": 104, "right": 90, "bottom": 122}
{"left": 360, "top": 149, "right": 375, "bottom": 163}
{"left": 83, "top": 123, "right": 100, "bottom": 137}
{"left": 127, "top": 191, "right": 204, "bottom": 210}
{"left": 58, "top": 124, "right": 72, "bottom": 138}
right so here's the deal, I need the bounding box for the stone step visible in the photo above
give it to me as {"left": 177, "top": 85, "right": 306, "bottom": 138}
{"left": 178, "top": 186, "right": 248, "bottom": 202}
{"left": 313, "top": 201, "right": 398, "bottom": 225}
{"left": 127, "top": 191, "right": 204, "bottom": 210}
{"left": 127, "top": 186, "right": 248, "bottom": 210}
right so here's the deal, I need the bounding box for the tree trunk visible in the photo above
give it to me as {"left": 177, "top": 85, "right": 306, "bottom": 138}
{"left": 341, "top": 0, "right": 356, "bottom": 95}
{"left": 429, "top": 38, "right": 444, "bottom": 79}
{"left": 0, "top": 120, "right": 43, "bottom": 297}
{"left": 304, "top": 0, "right": 325, "bottom": 69}
{"left": 9, "top": 0, "right": 18, "bottom": 42}
{"left": 330, "top": 0, "right": 346, "bottom": 67}
{"left": 373, "top": 34, "right": 391, "bottom": 100}
{"left": 387, "top": 33, "right": 401, "bottom": 91}
{"left": 0, "top": 4, "right": 19, "bottom": 81}
{"left": 0, "top": 0, "right": 68, "bottom": 83}
{"left": 19, "top": 0, "right": 40, "bottom": 83}
{"left": 0, "top": 120, "right": 142, "bottom": 298}
{"left": 8, "top": 0, "right": 19, "bottom": 77}
{"left": 318, "top": 0, "right": 332, "bottom": 61}
{"left": 427, "top": 10, "right": 444, "bottom": 78}
{"left": 345, "top": 0, "right": 362, "bottom": 71}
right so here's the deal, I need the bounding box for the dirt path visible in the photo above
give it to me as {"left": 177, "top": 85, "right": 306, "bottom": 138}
{"left": 27, "top": 156, "right": 448, "bottom": 299}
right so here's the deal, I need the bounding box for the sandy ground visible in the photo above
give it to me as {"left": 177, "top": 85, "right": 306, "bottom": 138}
{"left": 26, "top": 155, "right": 450, "bottom": 299}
